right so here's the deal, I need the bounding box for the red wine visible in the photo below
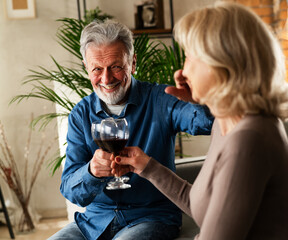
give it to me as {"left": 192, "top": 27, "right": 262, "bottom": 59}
{"left": 94, "top": 138, "right": 128, "bottom": 155}
{"left": 94, "top": 139, "right": 108, "bottom": 152}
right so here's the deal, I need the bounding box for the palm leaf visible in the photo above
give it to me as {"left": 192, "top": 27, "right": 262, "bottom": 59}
{"left": 48, "top": 152, "right": 66, "bottom": 176}
{"left": 30, "top": 113, "right": 69, "bottom": 130}
{"left": 134, "top": 34, "right": 169, "bottom": 83}
{"left": 151, "top": 40, "right": 185, "bottom": 85}
{"left": 56, "top": 18, "right": 85, "bottom": 60}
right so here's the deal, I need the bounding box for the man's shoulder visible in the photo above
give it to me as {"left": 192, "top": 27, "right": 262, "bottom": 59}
{"left": 70, "top": 92, "right": 95, "bottom": 114}
{"left": 134, "top": 78, "right": 169, "bottom": 96}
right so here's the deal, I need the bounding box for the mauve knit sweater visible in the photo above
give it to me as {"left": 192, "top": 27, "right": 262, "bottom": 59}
{"left": 140, "top": 114, "right": 288, "bottom": 240}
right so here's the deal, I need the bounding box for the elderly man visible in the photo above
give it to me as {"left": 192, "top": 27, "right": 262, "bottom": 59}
{"left": 48, "top": 20, "right": 213, "bottom": 240}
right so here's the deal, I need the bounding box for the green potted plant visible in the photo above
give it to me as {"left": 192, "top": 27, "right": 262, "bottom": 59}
{"left": 10, "top": 7, "right": 185, "bottom": 174}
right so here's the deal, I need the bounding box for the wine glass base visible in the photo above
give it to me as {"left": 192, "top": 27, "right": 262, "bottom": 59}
{"left": 106, "top": 182, "right": 131, "bottom": 190}
{"left": 106, "top": 176, "right": 131, "bottom": 190}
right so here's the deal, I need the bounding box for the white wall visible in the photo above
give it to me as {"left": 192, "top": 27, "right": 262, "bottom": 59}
{"left": 86, "top": 0, "right": 216, "bottom": 29}
{"left": 0, "top": 0, "right": 215, "bottom": 219}
{"left": 0, "top": 0, "right": 78, "bottom": 218}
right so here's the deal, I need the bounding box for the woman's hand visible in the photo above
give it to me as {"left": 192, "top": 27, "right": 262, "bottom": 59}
{"left": 165, "top": 69, "right": 195, "bottom": 103}
{"left": 111, "top": 146, "right": 151, "bottom": 176}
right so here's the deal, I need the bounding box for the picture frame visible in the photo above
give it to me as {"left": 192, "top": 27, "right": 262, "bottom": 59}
{"left": 135, "top": 0, "right": 164, "bottom": 30}
{"left": 3, "top": 0, "right": 36, "bottom": 19}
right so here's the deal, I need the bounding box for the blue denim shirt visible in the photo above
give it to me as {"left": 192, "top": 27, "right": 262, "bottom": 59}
{"left": 61, "top": 77, "right": 213, "bottom": 240}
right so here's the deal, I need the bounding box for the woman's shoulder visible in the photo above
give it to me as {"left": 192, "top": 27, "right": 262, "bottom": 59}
{"left": 222, "top": 115, "right": 288, "bottom": 166}
{"left": 233, "top": 114, "right": 284, "bottom": 140}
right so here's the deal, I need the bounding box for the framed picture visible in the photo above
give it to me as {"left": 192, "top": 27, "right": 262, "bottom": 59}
{"left": 3, "top": 0, "right": 36, "bottom": 19}
{"left": 135, "top": 0, "right": 164, "bottom": 30}
{"left": 141, "top": 3, "right": 157, "bottom": 28}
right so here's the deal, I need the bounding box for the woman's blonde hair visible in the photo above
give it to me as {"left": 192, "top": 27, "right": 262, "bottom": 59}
{"left": 174, "top": 1, "right": 288, "bottom": 120}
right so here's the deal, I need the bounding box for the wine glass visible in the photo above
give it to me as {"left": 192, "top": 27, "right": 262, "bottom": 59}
{"left": 91, "top": 118, "right": 131, "bottom": 190}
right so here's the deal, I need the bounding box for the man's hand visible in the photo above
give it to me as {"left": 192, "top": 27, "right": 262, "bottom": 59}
{"left": 165, "top": 69, "right": 195, "bottom": 103}
{"left": 90, "top": 149, "right": 114, "bottom": 177}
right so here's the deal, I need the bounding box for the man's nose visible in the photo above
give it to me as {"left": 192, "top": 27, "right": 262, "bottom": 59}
{"left": 101, "top": 68, "right": 113, "bottom": 85}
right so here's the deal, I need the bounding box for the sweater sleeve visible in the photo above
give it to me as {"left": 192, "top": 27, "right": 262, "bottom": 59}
{"left": 140, "top": 158, "right": 192, "bottom": 217}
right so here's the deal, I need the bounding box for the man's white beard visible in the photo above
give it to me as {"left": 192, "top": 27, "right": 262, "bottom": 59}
{"left": 94, "top": 82, "right": 130, "bottom": 105}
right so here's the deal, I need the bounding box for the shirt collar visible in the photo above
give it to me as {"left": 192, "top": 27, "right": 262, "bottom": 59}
{"left": 95, "top": 76, "right": 140, "bottom": 115}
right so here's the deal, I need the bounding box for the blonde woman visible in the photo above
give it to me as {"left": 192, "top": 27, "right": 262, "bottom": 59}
{"left": 114, "top": 2, "right": 288, "bottom": 239}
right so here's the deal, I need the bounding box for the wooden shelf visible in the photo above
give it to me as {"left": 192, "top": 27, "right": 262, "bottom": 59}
{"left": 132, "top": 28, "right": 172, "bottom": 36}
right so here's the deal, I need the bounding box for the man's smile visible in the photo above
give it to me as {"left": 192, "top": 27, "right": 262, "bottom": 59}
{"left": 100, "top": 82, "right": 121, "bottom": 91}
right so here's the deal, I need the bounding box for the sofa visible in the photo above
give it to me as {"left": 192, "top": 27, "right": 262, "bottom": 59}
{"left": 174, "top": 157, "right": 204, "bottom": 239}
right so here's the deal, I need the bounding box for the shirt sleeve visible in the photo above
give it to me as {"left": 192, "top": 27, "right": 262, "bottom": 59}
{"left": 60, "top": 111, "right": 107, "bottom": 207}
{"left": 140, "top": 158, "right": 193, "bottom": 217}
{"left": 159, "top": 85, "right": 214, "bottom": 135}
{"left": 197, "top": 130, "right": 273, "bottom": 240}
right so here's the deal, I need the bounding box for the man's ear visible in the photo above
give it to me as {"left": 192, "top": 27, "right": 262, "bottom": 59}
{"left": 82, "top": 60, "right": 87, "bottom": 70}
{"left": 131, "top": 54, "right": 137, "bottom": 74}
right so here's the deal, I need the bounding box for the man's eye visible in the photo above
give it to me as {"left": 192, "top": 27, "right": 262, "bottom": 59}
{"left": 92, "top": 67, "right": 102, "bottom": 72}
{"left": 111, "top": 66, "right": 123, "bottom": 73}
